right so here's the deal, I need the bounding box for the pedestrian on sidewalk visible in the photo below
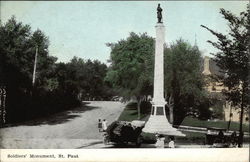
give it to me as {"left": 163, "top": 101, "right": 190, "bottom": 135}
{"left": 102, "top": 119, "right": 107, "bottom": 132}
{"left": 155, "top": 133, "right": 165, "bottom": 148}
{"left": 230, "top": 131, "right": 237, "bottom": 147}
{"left": 98, "top": 119, "right": 102, "bottom": 132}
{"left": 155, "top": 133, "right": 160, "bottom": 148}
{"left": 159, "top": 134, "right": 165, "bottom": 148}
{"left": 218, "top": 130, "right": 224, "bottom": 143}
{"left": 168, "top": 136, "right": 175, "bottom": 148}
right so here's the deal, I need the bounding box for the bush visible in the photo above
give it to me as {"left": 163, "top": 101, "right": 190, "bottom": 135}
{"left": 140, "top": 101, "right": 151, "bottom": 114}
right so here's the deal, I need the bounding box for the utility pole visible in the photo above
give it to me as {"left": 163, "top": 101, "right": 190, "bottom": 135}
{"left": 32, "top": 45, "right": 38, "bottom": 87}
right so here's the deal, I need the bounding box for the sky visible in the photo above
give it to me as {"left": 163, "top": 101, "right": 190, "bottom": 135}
{"left": 1, "top": 1, "right": 248, "bottom": 64}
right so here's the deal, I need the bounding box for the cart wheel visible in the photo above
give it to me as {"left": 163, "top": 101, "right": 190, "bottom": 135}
{"left": 135, "top": 136, "right": 142, "bottom": 147}
{"left": 103, "top": 134, "right": 109, "bottom": 145}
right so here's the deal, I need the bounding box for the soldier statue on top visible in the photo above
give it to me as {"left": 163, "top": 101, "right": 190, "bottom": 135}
{"left": 157, "top": 4, "right": 163, "bottom": 23}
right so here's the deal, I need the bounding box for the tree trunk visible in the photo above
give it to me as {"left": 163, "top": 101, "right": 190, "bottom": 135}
{"left": 169, "top": 105, "right": 174, "bottom": 125}
{"left": 168, "top": 94, "right": 174, "bottom": 125}
{"left": 227, "top": 102, "right": 232, "bottom": 131}
{"left": 137, "top": 97, "right": 141, "bottom": 120}
{"left": 238, "top": 91, "right": 244, "bottom": 148}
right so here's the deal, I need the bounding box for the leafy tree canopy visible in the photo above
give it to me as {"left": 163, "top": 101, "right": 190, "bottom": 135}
{"left": 164, "top": 39, "right": 206, "bottom": 123}
{"left": 105, "top": 32, "right": 154, "bottom": 99}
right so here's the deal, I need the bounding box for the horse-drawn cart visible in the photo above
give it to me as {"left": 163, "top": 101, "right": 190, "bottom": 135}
{"left": 104, "top": 120, "right": 145, "bottom": 147}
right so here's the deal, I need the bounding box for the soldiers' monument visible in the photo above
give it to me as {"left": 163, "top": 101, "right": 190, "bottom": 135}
{"left": 142, "top": 4, "right": 185, "bottom": 136}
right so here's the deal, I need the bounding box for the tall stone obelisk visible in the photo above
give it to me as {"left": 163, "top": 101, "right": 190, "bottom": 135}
{"left": 142, "top": 4, "right": 185, "bottom": 136}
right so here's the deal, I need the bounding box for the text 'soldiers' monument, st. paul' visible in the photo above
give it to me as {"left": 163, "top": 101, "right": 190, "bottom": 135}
{"left": 142, "top": 4, "right": 185, "bottom": 136}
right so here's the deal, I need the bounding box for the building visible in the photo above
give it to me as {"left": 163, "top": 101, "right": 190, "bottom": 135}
{"left": 202, "top": 56, "right": 249, "bottom": 124}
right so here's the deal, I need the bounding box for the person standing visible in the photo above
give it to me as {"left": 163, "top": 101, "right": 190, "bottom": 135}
{"left": 102, "top": 119, "right": 108, "bottom": 132}
{"left": 231, "top": 131, "right": 237, "bottom": 147}
{"left": 218, "top": 130, "right": 224, "bottom": 143}
{"left": 155, "top": 133, "right": 160, "bottom": 148}
{"left": 98, "top": 119, "right": 102, "bottom": 132}
{"left": 159, "top": 134, "right": 165, "bottom": 148}
{"left": 168, "top": 136, "right": 175, "bottom": 148}
{"left": 155, "top": 133, "right": 165, "bottom": 148}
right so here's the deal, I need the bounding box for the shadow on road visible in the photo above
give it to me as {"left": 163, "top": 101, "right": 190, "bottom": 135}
{"left": 6, "top": 102, "right": 100, "bottom": 127}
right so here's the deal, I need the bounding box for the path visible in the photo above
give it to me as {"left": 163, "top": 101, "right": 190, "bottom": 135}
{"left": 0, "top": 101, "right": 125, "bottom": 149}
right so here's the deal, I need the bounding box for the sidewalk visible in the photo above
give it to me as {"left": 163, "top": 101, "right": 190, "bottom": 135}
{"left": 83, "top": 142, "right": 250, "bottom": 149}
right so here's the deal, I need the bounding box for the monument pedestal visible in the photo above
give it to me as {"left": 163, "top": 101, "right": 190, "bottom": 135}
{"left": 142, "top": 23, "right": 185, "bottom": 137}
{"left": 142, "top": 112, "right": 184, "bottom": 136}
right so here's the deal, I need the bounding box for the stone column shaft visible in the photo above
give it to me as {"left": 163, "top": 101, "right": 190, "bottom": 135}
{"left": 152, "top": 23, "right": 166, "bottom": 105}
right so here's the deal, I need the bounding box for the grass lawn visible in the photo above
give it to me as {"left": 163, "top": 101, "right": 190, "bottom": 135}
{"left": 181, "top": 116, "right": 250, "bottom": 133}
{"left": 118, "top": 102, "right": 148, "bottom": 121}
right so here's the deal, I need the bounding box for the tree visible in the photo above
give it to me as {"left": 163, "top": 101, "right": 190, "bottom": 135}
{"left": 164, "top": 39, "right": 206, "bottom": 125}
{"left": 0, "top": 16, "right": 33, "bottom": 89}
{"left": 83, "top": 59, "right": 110, "bottom": 100}
{"left": 105, "top": 32, "right": 154, "bottom": 119}
{"left": 201, "top": 4, "right": 249, "bottom": 147}
{"left": 55, "top": 57, "right": 112, "bottom": 101}
{"left": 0, "top": 17, "right": 61, "bottom": 122}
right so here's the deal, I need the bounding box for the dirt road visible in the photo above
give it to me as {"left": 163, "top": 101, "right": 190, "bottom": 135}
{"left": 0, "top": 101, "right": 125, "bottom": 149}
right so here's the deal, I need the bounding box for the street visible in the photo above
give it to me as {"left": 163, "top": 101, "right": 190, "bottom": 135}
{"left": 0, "top": 101, "right": 125, "bottom": 149}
